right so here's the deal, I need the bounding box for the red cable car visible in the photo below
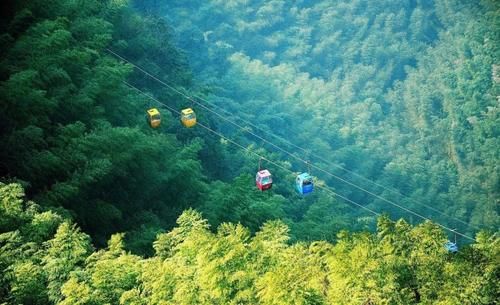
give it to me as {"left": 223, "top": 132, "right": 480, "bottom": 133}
{"left": 256, "top": 169, "right": 273, "bottom": 191}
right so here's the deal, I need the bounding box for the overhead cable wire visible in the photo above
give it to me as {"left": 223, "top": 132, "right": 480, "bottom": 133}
{"left": 110, "top": 49, "right": 476, "bottom": 240}
{"left": 106, "top": 48, "right": 480, "bottom": 232}
{"left": 122, "top": 79, "right": 474, "bottom": 241}
{"left": 123, "top": 80, "right": 381, "bottom": 218}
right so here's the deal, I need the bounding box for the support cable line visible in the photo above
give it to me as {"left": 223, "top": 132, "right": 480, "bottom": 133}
{"left": 109, "top": 47, "right": 478, "bottom": 239}
{"left": 124, "top": 81, "right": 380, "bottom": 217}
{"left": 106, "top": 48, "right": 481, "bottom": 232}
{"left": 122, "top": 80, "right": 475, "bottom": 241}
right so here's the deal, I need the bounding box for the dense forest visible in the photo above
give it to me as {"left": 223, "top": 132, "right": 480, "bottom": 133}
{"left": 0, "top": 0, "right": 498, "bottom": 304}
{"left": 154, "top": 0, "right": 499, "bottom": 236}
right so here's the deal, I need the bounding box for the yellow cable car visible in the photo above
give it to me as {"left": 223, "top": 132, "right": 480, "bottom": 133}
{"left": 147, "top": 108, "right": 161, "bottom": 128}
{"left": 181, "top": 108, "right": 196, "bottom": 128}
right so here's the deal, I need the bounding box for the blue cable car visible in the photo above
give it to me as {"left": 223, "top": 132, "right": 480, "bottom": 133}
{"left": 444, "top": 241, "right": 458, "bottom": 253}
{"left": 296, "top": 172, "right": 313, "bottom": 195}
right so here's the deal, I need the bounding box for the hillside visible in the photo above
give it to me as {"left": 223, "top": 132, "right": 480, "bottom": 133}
{"left": 0, "top": 0, "right": 498, "bottom": 303}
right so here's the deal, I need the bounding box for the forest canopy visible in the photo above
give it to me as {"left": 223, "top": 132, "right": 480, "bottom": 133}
{"left": 154, "top": 0, "right": 499, "bottom": 236}
{"left": 0, "top": 0, "right": 498, "bottom": 303}
{"left": 0, "top": 182, "right": 498, "bottom": 304}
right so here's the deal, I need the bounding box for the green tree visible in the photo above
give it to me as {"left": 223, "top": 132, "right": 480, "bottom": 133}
{"left": 43, "top": 222, "right": 92, "bottom": 303}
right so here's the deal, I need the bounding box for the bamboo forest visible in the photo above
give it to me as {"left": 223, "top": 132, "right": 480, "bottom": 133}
{"left": 0, "top": 0, "right": 499, "bottom": 304}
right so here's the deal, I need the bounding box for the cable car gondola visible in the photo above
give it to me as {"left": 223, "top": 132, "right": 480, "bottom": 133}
{"left": 445, "top": 230, "right": 458, "bottom": 253}
{"left": 444, "top": 241, "right": 458, "bottom": 253}
{"left": 181, "top": 108, "right": 196, "bottom": 128}
{"left": 256, "top": 169, "right": 273, "bottom": 191}
{"left": 147, "top": 108, "right": 161, "bottom": 128}
{"left": 256, "top": 158, "right": 272, "bottom": 191}
{"left": 296, "top": 172, "right": 313, "bottom": 195}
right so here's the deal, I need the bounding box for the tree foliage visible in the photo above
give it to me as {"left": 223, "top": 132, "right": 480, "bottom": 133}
{"left": 0, "top": 0, "right": 499, "bottom": 303}
{"left": 157, "top": 0, "right": 499, "bottom": 236}
{"left": 0, "top": 186, "right": 498, "bottom": 304}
